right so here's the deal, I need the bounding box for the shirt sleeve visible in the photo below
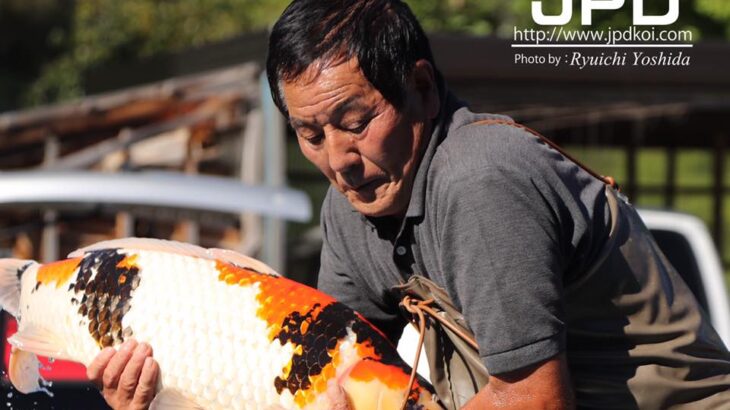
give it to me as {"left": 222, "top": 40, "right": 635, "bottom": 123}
{"left": 316, "top": 191, "right": 406, "bottom": 343}
{"left": 437, "top": 163, "right": 568, "bottom": 375}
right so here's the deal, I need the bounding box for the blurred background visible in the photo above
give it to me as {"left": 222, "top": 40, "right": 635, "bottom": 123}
{"left": 1, "top": 0, "right": 730, "bottom": 408}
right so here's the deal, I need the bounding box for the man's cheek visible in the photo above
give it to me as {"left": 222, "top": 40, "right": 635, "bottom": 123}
{"left": 359, "top": 132, "right": 398, "bottom": 171}
{"left": 298, "top": 148, "right": 331, "bottom": 180}
{"left": 316, "top": 158, "right": 339, "bottom": 183}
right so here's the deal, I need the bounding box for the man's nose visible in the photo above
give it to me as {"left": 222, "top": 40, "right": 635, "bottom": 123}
{"left": 325, "top": 130, "right": 361, "bottom": 174}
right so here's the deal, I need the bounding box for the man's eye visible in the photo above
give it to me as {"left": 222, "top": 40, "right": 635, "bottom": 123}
{"left": 303, "top": 133, "right": 324, "bottom": 145}
{"left": 344, "top": 118, "right": 371, "bottom": 134}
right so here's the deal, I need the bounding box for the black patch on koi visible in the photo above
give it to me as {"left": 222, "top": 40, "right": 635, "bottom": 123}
{"left": 70, "top": 249, "right": 140, "bottom": 348}
{"left": 227, "top": 262, "right": 274, "bottom": 278}
{"left": 272, "top": 301, "right": 420, "bottom": 404}
{"left": 16, "top": 262, "right": 33, "bottom": 281}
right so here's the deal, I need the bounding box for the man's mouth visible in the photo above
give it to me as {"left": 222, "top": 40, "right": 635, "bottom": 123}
{"left": 347, "top": 178, "right": 385, "bottom": 193}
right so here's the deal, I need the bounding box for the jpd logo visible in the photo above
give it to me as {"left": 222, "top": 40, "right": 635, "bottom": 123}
{"left": 532, "top": 0, "right": 679, "bottom": 25}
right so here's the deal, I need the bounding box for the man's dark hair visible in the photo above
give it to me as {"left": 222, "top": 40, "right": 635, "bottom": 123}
{"left": 266, "top": 0, "right": 439, "bottom": 116}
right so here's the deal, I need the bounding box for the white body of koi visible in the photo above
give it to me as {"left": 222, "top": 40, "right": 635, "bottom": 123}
{"left": 0, "top": 238, "right": 441, "bottom": 410}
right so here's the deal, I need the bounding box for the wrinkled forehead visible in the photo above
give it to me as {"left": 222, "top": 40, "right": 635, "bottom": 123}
{"left": 281, "top": 57, "right": 383, "bottom": 123}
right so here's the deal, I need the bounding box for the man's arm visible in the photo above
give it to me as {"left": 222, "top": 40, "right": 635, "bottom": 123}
{"left": 462, "top": 354, "right": 575, "bottom": 410}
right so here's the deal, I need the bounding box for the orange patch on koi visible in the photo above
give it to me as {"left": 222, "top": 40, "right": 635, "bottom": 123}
{"left": 215, "top": 261, "right": 336, "bottom": 339}
{"left": 115, "top": 254, "right": 139, "bottom": 270}
{"left": 36, "top": 258, "right": 82, "bottom": 288}
{"left": 215, "top": 260, "right": 347, "bottom": 407}
{"left": 214, "top": 261, "right": 420, "bottom": 407}
{"left": 356, "top": 340, "right": 379, "bottom": 360}
{"left": 348, "top": 360, "right": 411, "bottom": 390}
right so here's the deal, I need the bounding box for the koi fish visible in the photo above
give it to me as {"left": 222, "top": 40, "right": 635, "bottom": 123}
{"left": 0, "top": 238, "right": 441, "bottom": 410}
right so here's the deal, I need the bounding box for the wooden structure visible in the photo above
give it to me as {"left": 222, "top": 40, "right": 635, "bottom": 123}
{"left": 0, "top": 63, "right": 269, "bottom": 263}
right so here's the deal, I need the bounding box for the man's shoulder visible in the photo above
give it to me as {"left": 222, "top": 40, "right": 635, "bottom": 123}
{"left": 434, "top": 108, "right": 555, "bottom": 179}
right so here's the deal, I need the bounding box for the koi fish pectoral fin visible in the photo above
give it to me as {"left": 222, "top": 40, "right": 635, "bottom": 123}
{"left": 149, "top": 388, "right": 204, "bottom": 410}
{"left": 7, "top": 325, "right": 74, "bottom": 394}
{"left": 8, "top": 324, "right": 72, "bottom": 362}
{"left": 9, "top": 347, "right": 42, "bottom": 394}
{"left": 0, "top": 258, "right": 35, "bottom": 318}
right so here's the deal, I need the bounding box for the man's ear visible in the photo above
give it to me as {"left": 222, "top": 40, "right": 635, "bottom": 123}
{"left": 411, "top": 59, "right": 440, "bottom": 120}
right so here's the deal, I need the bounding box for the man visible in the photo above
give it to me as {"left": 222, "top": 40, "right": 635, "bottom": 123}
{"left": 88, "top": 1, "right": 730, "bottom": 409}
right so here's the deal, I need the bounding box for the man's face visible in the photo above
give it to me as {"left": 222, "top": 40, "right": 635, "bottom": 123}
{"left": 282, "top": 58, "right": 438, "bottom": 218}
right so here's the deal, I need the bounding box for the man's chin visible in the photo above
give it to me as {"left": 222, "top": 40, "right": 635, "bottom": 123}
{"left": 346, "top": 196, "right": 404, "bottom": 218}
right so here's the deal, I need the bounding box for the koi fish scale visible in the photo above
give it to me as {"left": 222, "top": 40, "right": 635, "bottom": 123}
{"left": 0, "top": 238, "right": 442, "bottom": 409}
{"left": 215, "top": 260, "right": 429, "bottom": 408}
{"left": 72, "top": 250, "right": 139, "bottom": 348}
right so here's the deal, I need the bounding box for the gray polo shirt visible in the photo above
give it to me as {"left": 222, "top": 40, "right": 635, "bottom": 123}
{"left": 317, "top": 90, "right": 611, "bottom": 375}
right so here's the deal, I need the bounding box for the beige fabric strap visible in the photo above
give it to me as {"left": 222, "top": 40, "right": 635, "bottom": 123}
{"left": 394, "top": 275, "right": 488, "bottom": 410}
{"left": 398, "top": 296, "right": 481, "bottom": 410}
{"left": 399, "top": 297, "right": 430, "bottom": 410}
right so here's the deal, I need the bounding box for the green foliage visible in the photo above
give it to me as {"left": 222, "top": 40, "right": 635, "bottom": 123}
{"left": 6, "top": 0, "right": 730, "bottom": 108}
{"left": 697, "top": 0, "right": 730, "bottom": 19}
{"left": 0, "top": 0, "right": 74, "bottom": 111}
{"left": 23, "top": 0, "right": 291, "bottom": 106}
{"left": 696, "top": 0, "right": 730, "bottom": 37}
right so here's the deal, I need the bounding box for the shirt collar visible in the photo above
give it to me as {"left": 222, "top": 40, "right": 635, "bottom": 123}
{"left": 403, "top": 86, "right": 465, "bottom": 219}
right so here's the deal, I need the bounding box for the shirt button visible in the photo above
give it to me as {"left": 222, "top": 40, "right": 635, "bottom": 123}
{"left": 396, "top": 246, "right": 407, "bottom": 256}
